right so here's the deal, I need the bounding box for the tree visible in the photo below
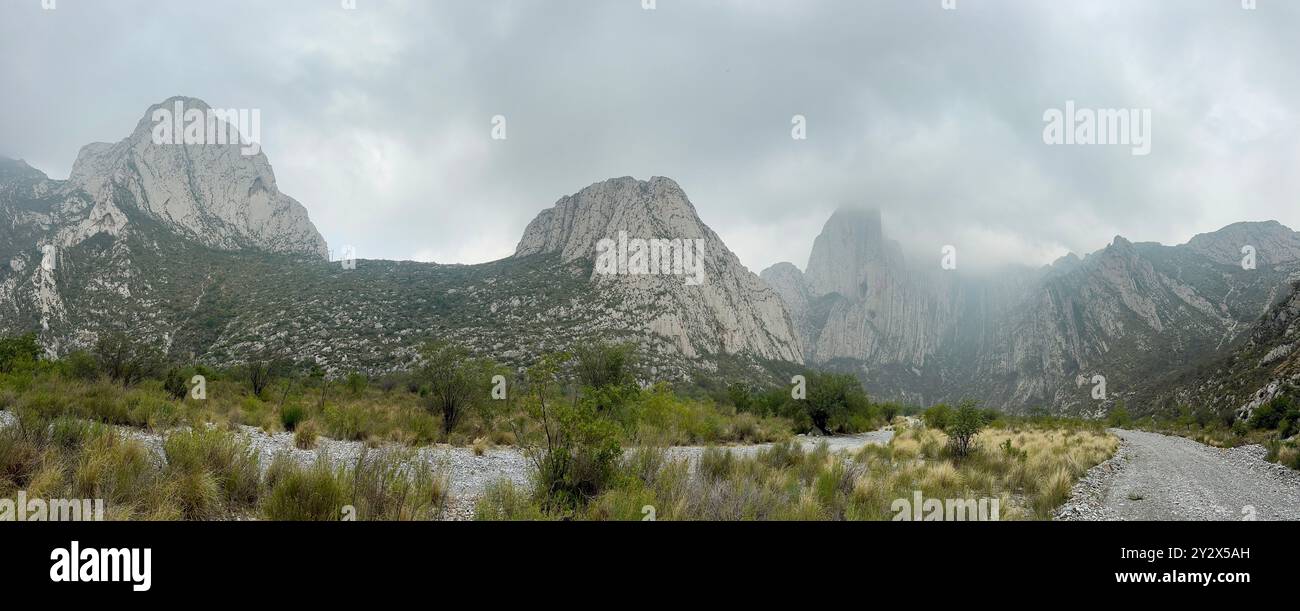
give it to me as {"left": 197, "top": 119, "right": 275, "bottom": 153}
{"left": 1107, "top": 400, "right": 1130, "bottom": 428}
{"left": 573, "top": 341, "right": 637, "bottom": 390}
{"left": 241, "top": 358, "right": 283, "bottom": 398}
{"left": 515, "top": 353, "right": 621, "bottom": 511}
{"left": 93, "top": 331, "right": 161, "bottom": 387}
{"left": 923, "top": 403, "right": 953, "bottom": 430}
{"left": 803, "top": 372, "right": 870, "bottom": 435}
{"left": 0, "top": 333, "right": 41, "bottom": 372}
{"left": 727, "top": 383, "right": 754, "bottom": 413}
{"left": 420, "top": 341, "right": 490, "bottom": 434}
{"left": 345, "top": 372, "right": 368, "bottom": 395}
{"left": 163, "top": 366, "right": 190, "bottom": 400}
{"left": 946, "top": 399, "right": 987, "bottom": 458}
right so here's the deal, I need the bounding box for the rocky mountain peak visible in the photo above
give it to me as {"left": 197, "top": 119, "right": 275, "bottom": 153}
{"left": 513, "top": 176, "right": 803, "bottom": 363}
{"left": 513, "top": 176, "right": 705, "bottom": 263}
{"left": 1184, "top": 220, "right": 1300, "bottom": 267}
{"left": 67, "top": 96, "right": 328, "bottom": 259}
{"left": 804, "top": 206, "right": 898, "bottom": 299}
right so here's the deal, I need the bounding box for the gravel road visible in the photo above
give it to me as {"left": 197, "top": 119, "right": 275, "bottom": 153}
{"left": 1059, "top": 429, "right": 1300, "bottom": 521}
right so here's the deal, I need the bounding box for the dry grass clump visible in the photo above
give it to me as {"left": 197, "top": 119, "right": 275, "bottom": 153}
{"left": 552, "top": 424, "right": 1119, "bottom": 522}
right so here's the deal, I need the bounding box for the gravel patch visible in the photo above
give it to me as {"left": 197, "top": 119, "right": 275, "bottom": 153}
{"left": 662, "top": 430, "right": 895, "bottom": 467}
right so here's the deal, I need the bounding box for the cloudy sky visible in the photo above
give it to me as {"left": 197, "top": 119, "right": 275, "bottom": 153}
{"left": 2, "top": 0, "right": 1297, "bottom": 273}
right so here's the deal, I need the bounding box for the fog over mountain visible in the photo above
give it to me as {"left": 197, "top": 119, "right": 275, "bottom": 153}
{"left": 3, "top": 0, "right": 1299, "bottom": 275}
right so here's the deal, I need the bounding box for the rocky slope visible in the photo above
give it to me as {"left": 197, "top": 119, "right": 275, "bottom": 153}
{"left": 0, "top": 98, "right": 800, "bottom": 381}
{"left": 762, "top": 209, "right": 1300, "bottom": 414}
{"left": 68, "top": 96, "right": 328, "bottom": 259}
{"left": 1154, "top": 279, "right": 1300, "bottom": 420}
{"left": 514, "top": 177, "right": 801, "bottom": 364}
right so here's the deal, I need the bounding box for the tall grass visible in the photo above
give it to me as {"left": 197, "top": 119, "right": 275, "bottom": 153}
{"left": 510, "top": 423, "right": 1119, "bottom": 521}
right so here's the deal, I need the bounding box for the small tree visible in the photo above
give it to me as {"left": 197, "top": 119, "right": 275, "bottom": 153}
{"left": 242, "top": 358, "right": 282, "bottom": 398}
{"left": 345, "top": 372, "right": 368, "bottom": 395}
{"left": 803, "top": 372, "right": 869, "bottom": 435}
{"left": 922, "top": 403, "right": 952, "bottom": 430}
{"left": 573, "top": 341, "right": 636, "bottom": 390}
{"left": 93, "top": 331, "right": 161, "bottom": 387}
{"left": 420, "top": 341, "right": 489, "bottom": 434}
{"left": 946, "top": 399, "right": 986, "bottom": 458}
{"left": 1107, "top": 400, "right": 1130, "bottom": 428}
{"left": 0, "top": 333, "right": 41, "bottom": 372}
{"left": 515, "top": 353, "right": 621, "bottom": 511}
{"left": 727, "top": 383, "right": 753, "bottom": 413}
{"left": 163, "top": 366, "right": 190, "bottom": 400}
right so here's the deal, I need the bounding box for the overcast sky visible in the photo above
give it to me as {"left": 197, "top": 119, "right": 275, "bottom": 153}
{"left": 2, "top": 0, "right": 1298, "bottom": 273}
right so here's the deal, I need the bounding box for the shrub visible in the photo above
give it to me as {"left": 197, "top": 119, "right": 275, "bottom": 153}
{"left": 922, "top": 404, "right": 952, "bottom": 430}
{"left": 261, "top": 456, "right": 349, "bottom": 521}
{"left": 280, "top": 403, "right": 306, "bottom": 432}
{"left": 519, "top": 354, "right": 622, "bottom": 511}
{"left": 163, "top": 428, "right": 261, "bottom": 518}
{"left": 573, "top": 341, "right": 637, "bottom": 390}
{"left": 1107, "top": 402, "right": 1130, "bottom": 428}
{"left": 698, "top": 447, "right": 734, "bottom": 481}
{"left": 240, "top": 359, "right": 282, "bottom": 398}
{"left": 294, "top": 420, "right": 319, "bottom": 450}
{"left": 419, "top": 341, "right": 492, "bottom": 434}
{"left": 349, "top": 448, "right": 448, "bottom": 520}
{"left": 163, "top": 367, "right": 190, "bottom": 400}
{"left": 946, "top": 400, "right": 986, "bottom": 457}
{"left": 801, "top": 372, "right": 873, "bottom": 434}
{"left": 93, "top": 331, "right": 161, "bottom": 387}
{"left": 59, "top": 351, "right": 100, "bottom": 381}
{"left": 0, "top": 333, "right": 42, "bottom": 372}
{"left": 345, "top": 372, "right": 368, "bottom": 395}
{"left": 474, "top": 480, "right": 545, "bottom": 520}
{"left": 323, "top": 403, "right": 374, "bottom": 441}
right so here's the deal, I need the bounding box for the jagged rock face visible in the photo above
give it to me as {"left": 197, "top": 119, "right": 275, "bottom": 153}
{"left": 1158, "top": 280, "right": 1300, "bottom": 420}
{"left": 514, "top": 177, "right": 803, "bottom": 364}
{"left": 764, "top": 210, "right": 1300, "bottom": 414}
{"left": 68, "top": 97, "right": 328, "bottom": 259}
{"left": 1, "top": 97, "right": 330, "bottom": 354}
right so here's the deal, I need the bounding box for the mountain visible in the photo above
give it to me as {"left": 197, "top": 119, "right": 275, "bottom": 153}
{"left": 0, "top": 98, "right": 799, "bottom": 380}
{"left": 1155, "top": 280, "right": 1300, "bottom": 420}
{"left": 514, "top": 176, "right": 801, "bottom": 364}
{"left": 762, "top": 209, "right": 1300, "bottom": 414}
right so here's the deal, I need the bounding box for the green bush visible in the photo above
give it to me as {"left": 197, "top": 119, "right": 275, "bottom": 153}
{"left": 0, "top": 334, "right": 42, "bottom": 373}
{"left": 93, "top": 331, "right": 161, "bottom": 387}
{"left": 923, "top": 403, "right": 952, "bottom": 430}
{"left": 345, "top": 372, "right": 368, "bottom": 395}
{"left": 801, "top": 372, "right": 874, "bottom": 435}
{"left": 520, "top": 355, "right": 622, "bottom": 512}
{"left": 280, "top": 403, "right": 306, "bottom": 432}
{"left": 261, "top": 456, "right": 349, "bottom": 521}
{"left": 163, "top": 367, "right": 190, "bottom": 400}
{"left": 58, "top": 351, "right": 100, "bottom": 381}
{"left": 698, "top": 447, "right": 735, "bottom": 481}
{"left": 163, "top": 428, "right": 261, "bottom": 517}
{"left": 945, "top": 399, "right": 986, "bottom": 457}
{"left": 349, "top": 448, "right": 448, "bottom": 520}
{"left": 474, "top": 480, "right": 545, "bottom": 520}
